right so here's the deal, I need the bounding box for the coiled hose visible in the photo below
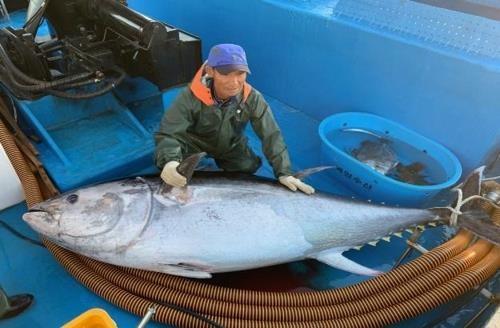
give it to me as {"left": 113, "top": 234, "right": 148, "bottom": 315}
{"left": 1, "top": 119, "right": 498, "bottom": 327}
{"left": 75, "top": 239, "right": 491, "bottom": 321}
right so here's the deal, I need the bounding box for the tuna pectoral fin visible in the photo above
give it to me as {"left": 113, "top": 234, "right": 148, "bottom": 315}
{"left": 311, "top": 249, "right": 383, "bottom": 276}
{"left": 160, "top": 263, "right": 212, "bottom": 279}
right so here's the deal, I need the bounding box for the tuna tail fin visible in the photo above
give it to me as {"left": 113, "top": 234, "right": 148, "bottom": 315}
{"left": 430, "top": 166, "right": 499, "bottom": 219}
{"left": 453, "top": 166, "right": 484, "bottom": 211}
{"left": 457, "top": 210, "right": 500, "bottom": 246}
{"left": 431, "top": 166, "right": 500, "bottom": 243}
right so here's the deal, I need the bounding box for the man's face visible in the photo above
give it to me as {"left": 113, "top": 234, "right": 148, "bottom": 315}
{"left": 209, "top": 68, "right": 247, "bottom": 100}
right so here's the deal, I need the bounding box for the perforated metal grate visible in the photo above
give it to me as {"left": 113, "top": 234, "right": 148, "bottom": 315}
{"left": 332, "top": 0, "right": 500, "bottom": 60}
{"left": 467, "top": 0, "right": 500, "bottom": 9}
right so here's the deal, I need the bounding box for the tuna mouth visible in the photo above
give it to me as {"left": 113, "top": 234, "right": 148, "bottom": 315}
{"left": 27, "top": 208, "right": 46, "bottom": 213}
{"left": 22, "top": 208, "right": 55, "bottom": 226}
{"left": 25, "top": 208, "right": 51, "bottom": 219}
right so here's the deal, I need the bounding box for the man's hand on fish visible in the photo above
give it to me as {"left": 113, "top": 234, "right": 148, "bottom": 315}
{"left": 161, "top": 161, "right": 187, "bottom": 187}
{"left": 279, "top": 175, "right": 315, "bottom": 195}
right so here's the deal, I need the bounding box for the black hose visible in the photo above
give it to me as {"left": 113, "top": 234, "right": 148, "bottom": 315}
{"left": 0, "top": 36, "right": 93, "bottom": 88}
{"left": 55, "top": 77, "right": 101, "bottom": 90}
{"left": 45, "top": 68, "right": 126, "bottom": 99}
{"left": 0, "top": 64, "right": 92, "bottom": 93}
{"left": 0, "top": 36, "right": 124, "bottom": 99}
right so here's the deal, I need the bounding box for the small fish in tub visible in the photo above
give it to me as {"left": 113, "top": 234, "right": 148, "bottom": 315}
{"left": 347, "top": 129, "right": 432, "bottom": 185}
{"left": 387, "top": 162, "right": 431, "bottom": 186}
{"left": 351, "top": 138, "right": 399, "bottom": 175}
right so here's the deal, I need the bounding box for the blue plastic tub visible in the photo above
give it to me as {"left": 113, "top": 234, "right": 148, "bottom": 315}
{"left": 319, "top": 112, "right": 462, "bottom": 207}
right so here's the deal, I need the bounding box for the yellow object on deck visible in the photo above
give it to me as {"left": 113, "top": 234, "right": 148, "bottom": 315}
{"left": 62, "top": 308, "right": 117, "bottom": 328}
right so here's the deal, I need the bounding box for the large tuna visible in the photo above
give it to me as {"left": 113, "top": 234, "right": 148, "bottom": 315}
{"left": 23, "top": 154, "right": 498, "bottom": 278}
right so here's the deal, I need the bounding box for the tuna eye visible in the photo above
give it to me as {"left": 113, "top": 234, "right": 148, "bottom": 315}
{"left": 66, "top": 194, "right": 79, "bottom": 204}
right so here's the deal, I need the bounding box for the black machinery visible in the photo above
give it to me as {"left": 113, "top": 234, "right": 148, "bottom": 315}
{"left": 0, "top": 0, "right": 202, "bottom": 99}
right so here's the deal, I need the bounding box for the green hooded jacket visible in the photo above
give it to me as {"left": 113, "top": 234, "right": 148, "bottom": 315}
{"left": 154, "top": 67, "right": 293, "bottom": 178}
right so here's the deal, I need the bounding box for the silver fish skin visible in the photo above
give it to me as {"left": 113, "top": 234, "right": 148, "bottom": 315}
{"left": 22, "top": 174, "right": 439, "bottom": 278}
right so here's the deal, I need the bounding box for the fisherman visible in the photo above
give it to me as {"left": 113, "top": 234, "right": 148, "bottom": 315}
{"left": 154, "top": 44, "right": 314, "bottom": 194}
{"left": 0, "top": 285, "right": 33, "bottom": 320}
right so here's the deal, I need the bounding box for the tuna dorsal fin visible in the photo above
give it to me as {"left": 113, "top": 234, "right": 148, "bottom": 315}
{"left": 156, "top": 153, "right": 206, "bottom": 205}
{"left": 311, "top": 248, "right": 383, "bottom": 276}
{"left": 293, "top": 166, "right": 335, "bottom": 180}
{"left": 177, "top": 152, "right": 207, "bottom": 183}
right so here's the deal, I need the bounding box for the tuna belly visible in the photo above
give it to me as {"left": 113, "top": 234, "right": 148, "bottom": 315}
{"left": 136, "top": 200, "right": 315, "bottom": 274}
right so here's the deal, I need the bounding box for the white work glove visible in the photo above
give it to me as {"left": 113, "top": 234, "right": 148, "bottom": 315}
{"left": 161, "top": 161, "right": 187, "bottom": 187}
{"left": 279, "top": 176, "right": 315, "bottom": 195}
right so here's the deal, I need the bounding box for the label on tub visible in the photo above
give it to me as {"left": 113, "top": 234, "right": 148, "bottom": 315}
{"left": 334, "top": 165, "right": 374, "bottom": 191}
